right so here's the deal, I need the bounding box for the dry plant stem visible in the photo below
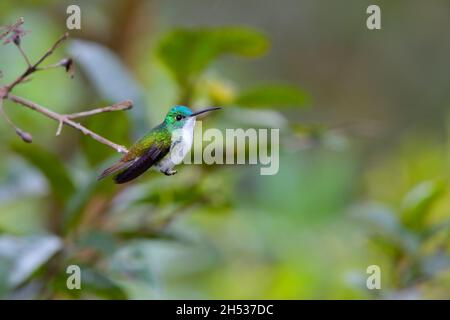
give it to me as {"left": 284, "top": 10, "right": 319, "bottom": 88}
{"left": 5, "top": 33, "right": 69, "bottom": 93}
{"left": 0, "top": 17, "right": 24, "bottom": 40}
{"left": 0, "top": 19, "right": 132, "bottom": 154}
{"left": 64, "top": 100, "right": 133, "bottom": 119}
{"left": 0, "top": 97, "right": 32, "bottom": 142}
{"left": 16, "top": 43, "right": 31, "bottom": 67}
{"left": 38, "top": 62, "right": 66, "bottom": 71}
{"left": 8, "top": 94, "right": 129, "bottom": 154}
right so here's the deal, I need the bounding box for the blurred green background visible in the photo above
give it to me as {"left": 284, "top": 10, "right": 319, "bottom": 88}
{"left": 0, "top": 0, "right": 449, "bottom": 299}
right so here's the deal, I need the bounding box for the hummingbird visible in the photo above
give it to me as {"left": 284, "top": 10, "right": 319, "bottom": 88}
{"left": 98, "top": 106, "right": 221, "bottom": 184}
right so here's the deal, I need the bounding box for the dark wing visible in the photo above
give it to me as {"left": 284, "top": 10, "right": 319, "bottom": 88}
{"left": 97, "top": 160, "right": 135, "bottom": 181}
{"left": 114, "top": 144, "right": 169, "bottom": 184}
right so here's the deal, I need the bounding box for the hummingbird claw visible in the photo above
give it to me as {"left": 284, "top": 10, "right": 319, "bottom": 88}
{"left": 162, "top": 169, "right": 177, "bottom": 176}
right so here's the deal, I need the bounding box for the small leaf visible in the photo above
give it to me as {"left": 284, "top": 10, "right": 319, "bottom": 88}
{"left": 401, "top": 180, "right": 446, "bottom": 230}
{"left": 61, "top": 177, "right": 99, "bottom": 234}
{"left": 235, "top": 84, "right": 310, "bottom": 108}
{"left": 76, "top": 231, "right": 118, "bottom": 256}
{"left": 0, "top": 234, "right": 61, "bottom": 291}
{"left": 10, "top": 142, "right": 75, "bottom": 204}
{"left": 157, "top": 27, "right": 269, "bottom": 89}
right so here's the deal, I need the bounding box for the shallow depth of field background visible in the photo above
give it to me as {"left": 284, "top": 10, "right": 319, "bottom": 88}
{"left": 0, "top": 0, "right": 449, "bottom": 299}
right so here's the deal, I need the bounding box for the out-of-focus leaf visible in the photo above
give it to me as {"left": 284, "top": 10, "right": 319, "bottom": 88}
{"left": 420, "top": 253, "right": 450, "bottom": 278}
{"left": 424, "top": 219, "right": 450, "bottom": 239}
{"left": 52, "top": 266, "right": 127, "bottom": 299}
{"left": 109, "top": 242, "right": 159, "bottom": 287}
{"left": 68, "top": 40, "right": 148, "bottom": 137}
{"left": 76, "top": 231, "right": 118, "bottom": 256}
{"left": 157, "top": 27, "right": 269, "bottom": 89}
{"left": 351, "top": 203, "right": 419, "bottom": 255}
{"left": 0, "top": 234, "right": 61, "bottom": 292}
{"left": 235, "top": 84, "right": 310, "bottom": 108}
{"left": 10, "top": 143, "right": 75, "bottom": 203}
{"left": 78, "top": 268, "right": 127, "bottom": 299}
{"left": 61, "top": 160, "right": 117, "bottom": 234}
{"left": 401, "top": 180, "right": 446, "bottom": 230}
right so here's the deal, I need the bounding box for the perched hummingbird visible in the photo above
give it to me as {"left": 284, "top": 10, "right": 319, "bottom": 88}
{"left": 98, "top": 106, "right": 221, "bottom": 184}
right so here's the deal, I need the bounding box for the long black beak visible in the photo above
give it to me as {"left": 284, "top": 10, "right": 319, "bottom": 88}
{"left": 190, "top": 107, "right": 222, "bottom": 117}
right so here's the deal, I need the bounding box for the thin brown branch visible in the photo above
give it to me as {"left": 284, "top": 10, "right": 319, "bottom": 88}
{"left": 64, "top": 100, "right": 133, "bottom": 120}
{"left": 0, "top": 17, "right": 24, "bottom": 40}
{"left": 0, "top": 97, "right": 32, "bottom": 142}
{"left": 0, "top": 19, "right": 131, "bottom": 155}
{"left": 7, "top": 94, "right": 129, "bottom": 154}
{"left": 5, "top": 32, "right": 69, "bottom": 93}
{"left": 38, "top": 58, "right": 70, "bottom": 71}
{"left": 16, "top": 42, "right": 31, "bottom": 67}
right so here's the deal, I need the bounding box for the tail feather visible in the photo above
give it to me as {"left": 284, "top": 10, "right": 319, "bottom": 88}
{"left": 97, "top": 160, "right": 133, "bottom": 181}
{"left": 113, "top": 147, "right": 163, "bottom": 184}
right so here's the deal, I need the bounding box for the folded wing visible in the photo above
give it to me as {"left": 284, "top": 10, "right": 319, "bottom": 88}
{"left": 113, "top": 144, "right": 169, "bottom": 184}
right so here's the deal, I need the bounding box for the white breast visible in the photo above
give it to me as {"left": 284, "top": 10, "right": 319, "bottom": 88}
{"left": 166, "top": 117, "right": 196, "bottom": 166}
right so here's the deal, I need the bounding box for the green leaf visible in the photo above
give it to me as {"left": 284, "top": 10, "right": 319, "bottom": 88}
{"left": 0, "top": 234, "right": 61, "bottom": 294}
{"left": 68, "top": 40, "right": 148, "bottom": 137}
{"left": 76, "top": 231, "right": 118, "bottom": 256}
{"left": 352, "top": 203, "right": 419, "bottom": 255}
{"left": 235, "top": 84, "right": 311, "bottom": 108}
{"left": 401, "top": 180, "right": 446, "bottom": 230}
{"left": 61, "top": 160, "right": 118, "bottom": 234}
{"left": 79, "top": 268, "right": 127, "bottom": 299}
{"left": 10, "top": 142, "right": 75, "bottom": 204}
{"left": 420, "top": 253, "right": 450, "bottom": 278}
{"left": 108, "top": 241, "right": 158, "bottom": 286}
{"left": 61, "top": 177, "right": 99, "bottom": 234}
{"left": 157, "top": 27, "right": 269, "bottom": 89}
{"left": 52, "top": 266, "right": 127, "bottom": 299}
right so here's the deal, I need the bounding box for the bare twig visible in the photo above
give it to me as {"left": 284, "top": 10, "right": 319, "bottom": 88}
{"left": 0, "top": 17, "right": 24, "bottom": 41}
{"left": 0, "top": 97, "right": 32, "bottom": 142}
{"left": 5, "top": 32, "right": 69, "bottom": 93}
{"left": 54, "top": 100, "right": 133, "bottom": 136}
{"left": 64, "top": 100, "right": 133, "bottom": 120}
{"left": 0, "top": 18, "right": 132, "bottom": 154}
{"left": 8, "top": 94, "right": 129, "bottom": 154}
{"left": 16, "top": 42, "right": 31, "bottom": 67}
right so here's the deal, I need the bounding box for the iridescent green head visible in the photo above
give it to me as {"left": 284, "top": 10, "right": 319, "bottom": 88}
{"left": 163, "top": 105, "right": 221, "bottom": 130}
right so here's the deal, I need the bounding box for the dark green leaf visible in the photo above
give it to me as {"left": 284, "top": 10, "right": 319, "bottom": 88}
{"left": 80, "top": 268, "right": 127, "bottom": 299}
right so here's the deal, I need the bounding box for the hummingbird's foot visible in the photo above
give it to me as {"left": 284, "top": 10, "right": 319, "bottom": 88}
{"left": 162, "top": 169, "right": 177, "bottom": 176}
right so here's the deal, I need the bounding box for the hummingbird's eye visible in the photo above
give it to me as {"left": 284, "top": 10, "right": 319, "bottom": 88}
{"left": 176, "top": 115, "right": 183, "bottom": 121}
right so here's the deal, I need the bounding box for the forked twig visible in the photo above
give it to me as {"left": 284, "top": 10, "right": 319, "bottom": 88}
{"left": 0, "top": 18, "right": 132, "bottom": 154}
